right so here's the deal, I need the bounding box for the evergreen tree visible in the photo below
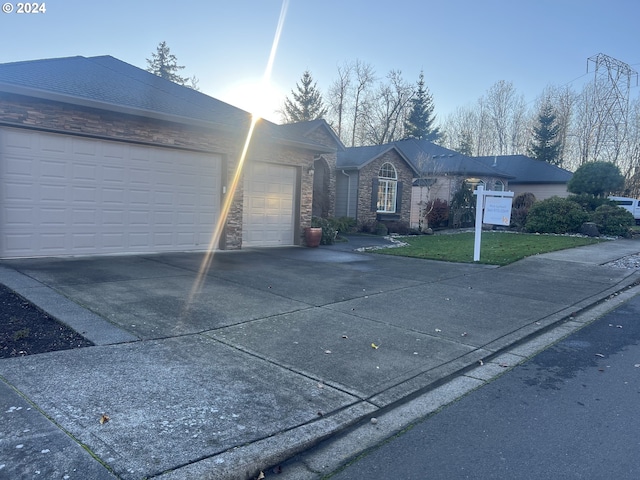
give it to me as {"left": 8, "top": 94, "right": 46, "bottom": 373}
{"left": 457, "top": 130, "right": 474, "bottom": 156}
{"left": 528, "top": 102, "right": 562, "bottom": 165}
{"left": 281, "top": 71, "right": 328, "bottom": 123}
{"left": 404, "top": 71, "right": 440, "bottom": 141}
{"left": 146, "top": 41, "right": 189, "bottom": 85}
{"left": 567, "top": 161, "right": 625, "bottom": 197}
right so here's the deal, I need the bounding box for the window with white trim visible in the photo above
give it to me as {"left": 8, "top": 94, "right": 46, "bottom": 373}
{"left": 377, "top": 163, "right": 397, "bottom": 213}
{"left": 494, "top": 180, "right": 505, "bottom": 191}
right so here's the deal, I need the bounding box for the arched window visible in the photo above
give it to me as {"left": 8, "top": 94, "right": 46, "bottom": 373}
{"left": 494, "top": 180, "right": 505, "bottom": 191}
{"left": 377, "top": 162, "right": 398, "bottom": 213}
{"left": 465, "top": 178, "right": 485, "bottom": 191}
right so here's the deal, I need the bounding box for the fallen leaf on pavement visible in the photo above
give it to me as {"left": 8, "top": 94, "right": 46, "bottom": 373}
{"left": 256, "top": 471, "right": 265, "bottom": 480}
{"left": 371, "top": 343, "right": 379, "bottom": 349}
{"left": 99, "top": 414, "right": 110, "bottom": 425}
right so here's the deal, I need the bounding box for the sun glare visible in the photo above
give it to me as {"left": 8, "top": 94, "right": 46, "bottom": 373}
{"left": 183, "top": 0, "right": 290, "bottom": 310}
{"left": 225, "top": 79, "right": 283, "bottom": 122}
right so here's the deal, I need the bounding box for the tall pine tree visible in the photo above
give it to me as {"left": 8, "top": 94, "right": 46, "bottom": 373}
{"left": 528, "top": 103, "right": 562, "bottom": 166}
{"left": 404, "top": 71, "right": 440, "bottom": 142}
{"left": 281, "top": 71, "right": 327, "bottom": 123}
{"left": 146, "top": 41, "right": 189, "bottom": 86}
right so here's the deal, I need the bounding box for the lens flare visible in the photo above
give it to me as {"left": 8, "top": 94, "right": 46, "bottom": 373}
{"left": 185, "top": 0, "right": 290, "bottom": 306}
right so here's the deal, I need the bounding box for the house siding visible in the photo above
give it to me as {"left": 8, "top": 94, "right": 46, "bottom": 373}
{"left": 0, "top": 94, "right": 315, "bottom": 249}
{"left": 510, "top": 183, "right": 568, "bottom": 200}
{"left": 335, "top": 169, "right": 358, "bottom": 218}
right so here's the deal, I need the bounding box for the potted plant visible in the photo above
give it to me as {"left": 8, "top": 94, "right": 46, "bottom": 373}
{"left": 304, "top": 225, "right": 322, "bottom": 247}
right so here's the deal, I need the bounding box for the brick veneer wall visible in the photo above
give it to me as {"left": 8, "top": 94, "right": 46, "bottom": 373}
{"left": 300, "top": 124, "right": 339, "bottom": 218}
{"left": 0, "top": 94, "right": 316, "bottom": 249}
{"left": 356, "top": 150, "right": 414, "bottom": 227}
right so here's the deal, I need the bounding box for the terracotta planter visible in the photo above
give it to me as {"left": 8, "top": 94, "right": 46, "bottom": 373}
{"left": 304, "top": 227, "right": 322, "bottom": 247}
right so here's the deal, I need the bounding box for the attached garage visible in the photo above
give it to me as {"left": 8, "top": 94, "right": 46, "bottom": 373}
{"left": 242, "top": 162, "right": 298, "bottom": 247}
{"left": 0, "top": 55, "right": 331, "bottom": 256}
{"left": 0, "top": 127, "right": 222, "bottom": 257}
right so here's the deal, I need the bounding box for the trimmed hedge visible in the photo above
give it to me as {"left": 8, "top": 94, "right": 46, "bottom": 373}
{"left": 524, "top": 197, "right": 589, "bottom": 234}
{"left": 591, "top": 204, "right": 634, "bottom": 237}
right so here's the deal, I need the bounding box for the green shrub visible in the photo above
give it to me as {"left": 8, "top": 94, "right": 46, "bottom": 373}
{"left": 450, "top": 182, "right": 476, "bottom": 228}
{"left": 385, "top": 220, "right": 410, "bottom": 234}
{"left": 311, "top": 217, "right": 337, "bottom": 245}
{"left": 332, "top": 216, "right": 357, "bottom": 235}
{"left": 567, "top": 193, "right": 613, "bottom": 212}
{"left": 525, "top": 197, "right": 589, "bottom": 234}
{"left": 591, "top": 204, "right": 634, "bottom": 237}
{"left": 375, "top": 222, "right": 389, "bottom": 235}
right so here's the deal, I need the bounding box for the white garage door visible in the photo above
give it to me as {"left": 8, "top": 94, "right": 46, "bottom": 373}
{"left": 0, "top": 128, "right": 222, "bottom": 257}
{"left": 242, "top": 162, "right": 297, "bottom": 247}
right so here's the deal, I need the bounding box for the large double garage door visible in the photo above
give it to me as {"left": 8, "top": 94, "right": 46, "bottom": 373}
{"left": 0, "top": 128, "right": 297, "bottom": 258}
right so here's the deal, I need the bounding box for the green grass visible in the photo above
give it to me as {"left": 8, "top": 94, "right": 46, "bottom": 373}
{"left": 377, "top": 231, "right": 606, "bottom": 265}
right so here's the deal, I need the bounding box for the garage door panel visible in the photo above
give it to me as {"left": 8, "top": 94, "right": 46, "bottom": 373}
{"left": 0, "top": 128, "right": 222, "bottom": 257}
{"left": 40, "top": 160, "right": 67, "bottom": 179}
{"left": 40, "top": 184, "right": 66, "bottom": 202}
{"left": 242, "top": 162, "right": 297, "bottom": 247}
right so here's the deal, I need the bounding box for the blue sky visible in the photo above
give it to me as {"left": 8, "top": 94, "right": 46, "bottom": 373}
{"left": 1, "top": 0, "right": 639, "bottom": 122}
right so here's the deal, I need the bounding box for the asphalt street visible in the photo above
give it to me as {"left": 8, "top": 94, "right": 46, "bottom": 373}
{"left": 328, "top": 291, "right": 640, "bottom": 480}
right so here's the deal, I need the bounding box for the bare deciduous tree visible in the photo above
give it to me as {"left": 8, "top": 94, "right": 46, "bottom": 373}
{"left": 327, "top": 62, "right": 353, "bottom": 141}
{"left": 363, "top": 70, "right": 414, "bottom": 145}
{"left": 351, "top": 60, "right": 376, "bottom": 147}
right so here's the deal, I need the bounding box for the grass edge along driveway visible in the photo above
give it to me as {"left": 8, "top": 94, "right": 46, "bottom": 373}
{"left": 376, "top": 231, "right": 605, "bottom": 266}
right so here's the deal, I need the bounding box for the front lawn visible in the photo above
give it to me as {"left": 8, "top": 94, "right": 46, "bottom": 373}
{"left": 377, "top": 231, "right": 605, "bottom": 265}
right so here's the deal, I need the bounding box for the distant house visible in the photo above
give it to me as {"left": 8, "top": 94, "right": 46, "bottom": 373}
{"left": 334, "top": 139, "right": 512, "bottom": 230}
{"left": 474, "top": 155, "right": 573, "bottom": 200}
{"left": 0, "top": 55, "right": 333, "bottom": 258}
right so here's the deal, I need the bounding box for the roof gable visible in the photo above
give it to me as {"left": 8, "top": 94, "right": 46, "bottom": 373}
{"left": 276, "top": 119, "right": 344, "bottom": 152}
{"left": 337, "top": 143, "right": 418, "bottom": 174}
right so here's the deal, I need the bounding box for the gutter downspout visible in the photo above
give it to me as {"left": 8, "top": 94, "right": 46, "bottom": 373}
{"left": 341, "top": 170, "right": 351, "bottom": 218}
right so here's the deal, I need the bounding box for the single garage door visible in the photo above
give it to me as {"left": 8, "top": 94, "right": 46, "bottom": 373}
{"left": 242, "top": 162, "right": 297, "bottom": 247}
{"left": 0, "top": 128, "right": 222, "bottom": 257}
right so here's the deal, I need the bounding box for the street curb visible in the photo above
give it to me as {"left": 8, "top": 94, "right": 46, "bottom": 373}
{"left": 248, "top": 277, "right": 640, "bottom": 480}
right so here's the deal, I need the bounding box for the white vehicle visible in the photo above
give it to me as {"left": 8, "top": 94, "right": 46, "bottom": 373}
{"left": 608, "top": 196, "right": 640, "bottom": 224}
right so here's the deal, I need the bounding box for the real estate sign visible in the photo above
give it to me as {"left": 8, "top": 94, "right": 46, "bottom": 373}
{"left": 483, "top": 196, "right": 512, "bottom": 226}
{"left": 473, "top": 186, "right": 514, "bottom": 261}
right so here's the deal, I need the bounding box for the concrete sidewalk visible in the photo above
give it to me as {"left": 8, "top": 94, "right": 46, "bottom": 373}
{"left": 1, "top": 237, "right": 640, "bottom": 479}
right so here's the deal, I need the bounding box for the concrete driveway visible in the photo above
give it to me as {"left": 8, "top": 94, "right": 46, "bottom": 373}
{"left": 1, "top": 237, "right": 640, "bottom": 479}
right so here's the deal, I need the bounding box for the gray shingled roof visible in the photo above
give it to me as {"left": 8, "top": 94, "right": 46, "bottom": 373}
{"left": 338, "top": 138, "right": 512, "bottom": 178}
{"left": 0, "top": 55, "right": 331, "bottom": 152}
{"left": 474, "top": 155, "right": 572, "bottom": 184}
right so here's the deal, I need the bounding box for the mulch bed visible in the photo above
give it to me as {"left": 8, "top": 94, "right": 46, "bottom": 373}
{"left": 0, "top": 284, "right": 93, "bottom": 358}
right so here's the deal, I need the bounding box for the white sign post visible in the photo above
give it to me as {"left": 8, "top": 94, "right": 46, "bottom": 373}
{"left": 473, "top": 186, "right": 514, "bottom": 261}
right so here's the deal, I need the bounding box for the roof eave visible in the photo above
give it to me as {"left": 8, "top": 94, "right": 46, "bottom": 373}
{"left": 0, "top": 82, "right": 242, "bottom": 131}
{"left": 1, "top": 84, "right": 334, "bottom": 153}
